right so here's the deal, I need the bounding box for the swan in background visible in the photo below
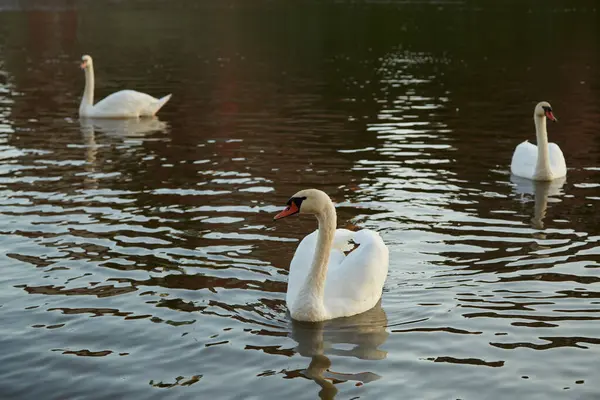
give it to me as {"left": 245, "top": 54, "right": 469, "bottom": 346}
{"left": 510, "top": 101, "right": 566, "bottom": 181}
{"left": 79, "top": 55, "right": 172, "bottom": 118}
{"left": 511, "top": 175, "right": 566, "bottom": 230}
{"left": 274, "top": 189, "right": 389, "bottom": 322}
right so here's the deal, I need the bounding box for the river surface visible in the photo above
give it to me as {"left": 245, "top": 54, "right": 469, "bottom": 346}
{"left": 0, "top": 1, "right": 599, "bottom": 399}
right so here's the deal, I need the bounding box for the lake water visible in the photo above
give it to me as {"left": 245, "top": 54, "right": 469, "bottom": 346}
{"left": 0, "top": 1, "right": 599, "bottom": 399}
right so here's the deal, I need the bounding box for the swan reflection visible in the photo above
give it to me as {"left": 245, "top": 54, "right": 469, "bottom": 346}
{"left": 79, "top": 117, "right": 167, "bottom": 138}
{"left": 78, "top": 118, "right": 167, "bottom": 189}
{"left": 288, "top": 302, "right": 388, "bottom": 399}
{"left": 511, "top": 175, "right": 566, "bottom": 230}
{"left": 79, "top": 122, "right": 99, "bottom": 190}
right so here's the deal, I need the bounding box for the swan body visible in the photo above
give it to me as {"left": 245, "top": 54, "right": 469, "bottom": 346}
{"left": 274, "top": 189, "right": 389, "bottom": 322}
{"left": 79, "top": 55, "right": 171, "bottom": 119}
{"left": 510, "top": 101, "right": 566, "bottom": 181}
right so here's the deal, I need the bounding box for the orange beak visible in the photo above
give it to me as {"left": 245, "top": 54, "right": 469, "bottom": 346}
{"left": 80, "top": 62, "right": 87, "bottom": 69}
{"left": 545, "top": 111, "right": 557, "bottom": 122}
{"left": 274, "top": 202, "right": 299, "bottom": 220}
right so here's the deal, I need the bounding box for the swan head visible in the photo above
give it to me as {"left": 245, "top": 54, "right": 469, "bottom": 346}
{"left": 80, "top": 55, "right": 93, "bottom": 70}
{"left": 273, "top": 189, "right": 332, "bottom": 220}
{"left": 535, "top": 101, "right": 557, "bottom": 122}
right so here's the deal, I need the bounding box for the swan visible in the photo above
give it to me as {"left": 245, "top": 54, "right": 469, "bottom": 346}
{"left": 510, "top": 101, "right": 566, "bottom": 181}
{"left": 274, "top": 189, "right": 389, "bottom": 322}
{"left": 79, "top": 55, "right": 172, "bottom": 118}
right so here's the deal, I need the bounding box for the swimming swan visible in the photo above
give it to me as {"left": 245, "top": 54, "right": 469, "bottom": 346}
{"left": 510, "top": 101, "right": 566, "bottom": 181}
{"left": 274, "top": 189, "right": 389, "bottom": 322}
{"left": 79, "top": 55, "right": 171, "bottom": 118}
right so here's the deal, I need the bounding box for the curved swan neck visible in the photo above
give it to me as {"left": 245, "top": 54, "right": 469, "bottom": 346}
{"left": 80, "top": 65, "right": 95, "bottom": 114}
{"left": 534, "top": 114, "right": 551, "bottom": 179}
{"left": 300, "top": 201, "right": 337, "bottom": 305}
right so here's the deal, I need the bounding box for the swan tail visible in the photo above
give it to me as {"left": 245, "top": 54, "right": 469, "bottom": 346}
{"left": 151, "top": 94, "right": 172, "bottom": 115}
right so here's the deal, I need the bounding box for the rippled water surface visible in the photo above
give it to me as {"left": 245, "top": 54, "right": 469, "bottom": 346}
{"left": 1, "top": 1, "right": 599, "bottom": 399}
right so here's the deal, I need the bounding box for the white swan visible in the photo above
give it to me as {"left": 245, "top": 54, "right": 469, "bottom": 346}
{"left": 510, "top": 101, "right": 566, "bottom": 181}
{"left": 274, "top": 189, "right": 389, "bottom": 322}
{"left": 79, "top": 55, "right": 171, "bottom": 118}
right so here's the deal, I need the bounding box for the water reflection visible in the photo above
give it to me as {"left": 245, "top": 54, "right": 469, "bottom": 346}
{"left": 78, "top": 117, "right": 168, "bottom": 189}
{"left": 79, "top": 121, "right": 98, "bottom": 190}
{"left": 0, "top": 65, "right": 14, "bottom": 139}
{"left": 79, "top": 117, "right": 168, "bottom": 138}
{"left": 511, "top": 175, "right": 566, "bottom": 230}
{"left": 287, "top": 303, "right": 387, "bottom": 399}
{"left": 0, "top": 1, "right": 599, "bottom": 399}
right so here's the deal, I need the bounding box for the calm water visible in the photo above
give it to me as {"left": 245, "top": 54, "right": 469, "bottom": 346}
{"left": 0, "top": 1, "right": 599, "bottom": 399}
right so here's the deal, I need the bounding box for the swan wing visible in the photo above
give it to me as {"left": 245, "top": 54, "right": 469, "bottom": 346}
{"left": 510, "top": 140, "right": 537, "bottom": 179}
{"left": 286, "top": 228, "right": 377, "bottom": 309}
{"left": 330, "top": 228, "right": 357, "bottom": 252}
{"left": 286, "top": 231, "right": 318, "bottom": 307}
{"left": 90, "top": 90, "right": 171, "bottom": 118}
{"left": 324, "top": 229, "right": 389, "bottom": 319}
{"left": 548, "top": 142, "right": 567, "bottom": 178}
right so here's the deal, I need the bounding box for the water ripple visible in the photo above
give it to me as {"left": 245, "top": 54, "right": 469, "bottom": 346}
{"left": 1, "top": 3, "right": 599, "bottom": 399}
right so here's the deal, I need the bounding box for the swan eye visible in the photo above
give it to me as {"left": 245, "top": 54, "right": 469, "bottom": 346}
{"left": 293, "top": 196, "right": 307, "bottom": 207}
{"left": 287, "top": 196, "right": 307, "bottom": 207}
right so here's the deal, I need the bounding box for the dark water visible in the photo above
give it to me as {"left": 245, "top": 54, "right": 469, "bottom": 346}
{"left": 0, "top": 1, "right": 599, "bottom": 399}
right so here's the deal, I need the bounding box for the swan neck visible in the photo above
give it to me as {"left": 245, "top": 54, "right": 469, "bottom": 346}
{"left": 534, "top": 115, "right": 551, "bottom": 179}
{"left": 302, "top": 202, "right": 336, "bottom": 304}
{"left": 80, "top": 65, "right": 94, "bottom": 114}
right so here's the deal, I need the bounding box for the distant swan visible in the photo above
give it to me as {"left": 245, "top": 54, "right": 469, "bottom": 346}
{"left": 274, "top": 189, "right": 389, "bottom": 322}
{"left": 79, "top": 55, "right": 171, "bottom": 118}
{"left": 510, "top": 101, "right": 566, "bottom": 181}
